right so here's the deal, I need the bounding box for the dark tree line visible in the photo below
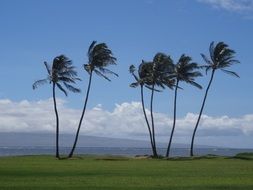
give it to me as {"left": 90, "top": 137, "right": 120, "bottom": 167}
{"left": 33, "top": 41, "right": 239, "bottom": 159}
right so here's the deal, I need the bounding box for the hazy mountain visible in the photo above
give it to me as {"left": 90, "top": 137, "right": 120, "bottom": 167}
{"left": 0, "top": 132, "right": 214, "bottom": 148}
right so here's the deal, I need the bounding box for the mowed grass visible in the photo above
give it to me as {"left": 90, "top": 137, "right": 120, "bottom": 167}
{"left": 0, "top": 154, "right": 253, "bottom": 190}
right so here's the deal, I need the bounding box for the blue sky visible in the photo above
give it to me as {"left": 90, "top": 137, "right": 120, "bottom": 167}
{"left": 0, "top": 0, "right": 252, "bottom": 147}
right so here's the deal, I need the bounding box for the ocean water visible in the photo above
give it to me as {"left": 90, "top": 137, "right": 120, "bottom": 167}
{"left": 0, "top": 146, "right": 252, "bottom": 157}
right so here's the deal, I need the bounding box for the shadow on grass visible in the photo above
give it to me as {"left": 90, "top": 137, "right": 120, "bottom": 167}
{"left": 49, "top": 152, "right": 253, "bottom": 161}
{"left": 165, "top": 154, "right": 223, "bottom": 161}
{"left": 232, "top": 152, "right": 253, "bottom": 161}
{"left": 92, "top": 155, "right": 130, "bottom": 161}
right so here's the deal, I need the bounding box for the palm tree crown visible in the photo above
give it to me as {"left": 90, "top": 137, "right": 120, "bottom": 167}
{"left": 33, "top": 55, "right": 81, "bottom": 95}
{"left": 84, "top": 41, "right": 118, "bottom": 80}
{"left": 152, "top": 53, "right": 175, "bottom": 89}
{"left": 130, "top": 60, "right": 154, "bottom": 88}
{"left": 175, "top": 54, "right": 202, "bottom": 89}
{"left": 130, "top": 53, "right": 175, "bottom": 90}
{"left": 201, "top": 41, "right": 240, "bottom": 77}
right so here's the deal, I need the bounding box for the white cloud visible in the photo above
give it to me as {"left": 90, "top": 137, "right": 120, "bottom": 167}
{"left": 197, "top": 0, "right": 253, "bottom": 12}
{"left": 0, "top": 99, "right": 252, "bottom": 142}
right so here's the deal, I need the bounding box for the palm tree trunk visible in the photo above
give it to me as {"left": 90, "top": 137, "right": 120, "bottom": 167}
{"left": 166, "top": 80, "right": 179, "bottom": 157}
{"left": 190, "top": 69, "right": 215, "bottom": 156}
{"left": 68, "top": 72, "right": 93, "bottom": 158}
{"left": 150, "top": 84, "right": 158, "bottom": 157}
{"left": 52, "top": 83, "right": 60, "bottom": 159}
{"left": 140, "top": 85, "right": 155, "bottom": 156}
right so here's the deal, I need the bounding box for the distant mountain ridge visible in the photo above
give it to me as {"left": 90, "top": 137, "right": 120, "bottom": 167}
{"left": 0, "top": 132, "right": 215, "bottom": 148}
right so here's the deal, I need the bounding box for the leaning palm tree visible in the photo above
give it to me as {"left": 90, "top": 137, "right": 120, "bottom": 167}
{"left": 150, "top": 53, "right": 175, "bottom": 157}
{"left": 190, "top": 42, "right": 240, "bottom": 156}
{"left": 68, "top": 41, "right": 117, "bottom": 158}
{"left": 129, "top": 62, "right": 157, "bottom": 157}
{"left": 33, "top": 55, "right": 81, "bottom": 159}
{"left": 129, "top": 53, "right": 174, "bottom": 158}
{"left": 165, "top": 54, "right": 202, "bottom": 158}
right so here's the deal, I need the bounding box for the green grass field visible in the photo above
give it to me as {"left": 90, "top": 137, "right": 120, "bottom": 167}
{"left": 0, "top": 154, "right": 253, "bottom": 190}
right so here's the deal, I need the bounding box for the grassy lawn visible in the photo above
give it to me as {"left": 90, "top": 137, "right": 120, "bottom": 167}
{"left": 0, "top": 154, "right": 253, "bottom": 190}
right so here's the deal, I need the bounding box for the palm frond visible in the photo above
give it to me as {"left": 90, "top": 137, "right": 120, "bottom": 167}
{"left": 98, "top": 67, "right": 118, "bottom": 77}
{"left": 187, "top": 80, "right": 202, "bottom": 89}
{"left": 209, "top": 41, "right": 215, "bottom": 63}
{"left": 74, "top": 77, "right": 81, "bottom": 81}
{"left": 153, "top": 53, "right": 174, "bottom": 76}
{"left": 164, "top": 81, "right": 175, "bottom": 90}
{"left": 130, "top": 82, "right": 140, "bottom": 88}
{"left": 144, "top": 85, "right": 162, "bottom": 92}
{"left": 218, "top": 59, "right": 240, "bottom": 69}
{"left": 153, "top": 52, "right": 168, "bottom": 63}
{"left": 32, "top": 79, "right": 49, "bottom": 89}
{"left": 221, "top": 69, "right": 240, "bottom": 78}
{"left": 201, "top": 54, "right": 212, "bottom": 65}
{"left": 63, "top": 82, "right": 81, "bottom": 93}
{"left": 94, "top": 69, "right": 111, "bottom": 81}
{"left": 178, "top": 54, "right": 192, "bottom": 66}
{"left": 88, "top": 41, "right": 97, "bottom": 56}
{"left": 129, "top": 65, "right": 136, "bottom": 74}
{"left": 59, "top": 69, "right": 78, "bottom": 78}
{"left": 129, "top": 65, "right": 140, "bottom": 84}
{"left": 138, "top": 61, "right": 153, "bottom": 79}
{"left": 56, "top": 83, "right": 68, "bottom": 96}
{"left": 52, "top": 55, "right": 72, "bottom": 71}
{"left": 214, "top": 42, "right": 228, "bottom": 61}
{"left": 84, "top": 64, "right": 92, "bottom": 74}
{"left": 187, "top": 71, "right": 202, "bottom": 77}
{"left": 58, "top": 77, "right": 76, "bottom": 83}
{"left": 199, "top": 65, "right": 212, "bottom": 75}
{"left": 183, "top": 63, "right": 200, "bottom": 72}
{"left": 176, "top": 84, "right": 183, "bottom": 90}
{"left": 44, "top": 62, "right": 51, "bottom": 75}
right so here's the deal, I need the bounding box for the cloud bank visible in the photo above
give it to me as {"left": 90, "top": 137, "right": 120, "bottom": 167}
{"left": 197, "top": 0, "right": 253, "bottom": 12}
{"left": 0, "top": 99, "right": 252, "bottom": 141}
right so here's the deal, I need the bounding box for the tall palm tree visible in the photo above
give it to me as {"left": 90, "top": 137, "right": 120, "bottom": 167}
{"left": 129, "top": 53, "right": 174, "bottom": 158}
{"left": 190, "top": 42, "right": 240, "bottom": 156}
{"left": 68, "top": 41, "right": 117, "bottom": 158}
{"left": 129, "top": 62, "right": 157, "bottom": 157}
{"left": 32, "top": 55, "right": 81, "bottom": 159}
{"left": 150, "top": 53, "right": 175, "bottom": 157}
{"left": 165, "top": 54, "right": 202, "bottom": 158}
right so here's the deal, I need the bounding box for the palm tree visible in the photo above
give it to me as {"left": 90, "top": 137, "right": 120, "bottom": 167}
{"left": 68, "top": 41, "right": 117, "bottom": 158}
{"left": 32, "top": 55, "right": 81, "bottom": 159}
{"left": 129, "top": 62, "right": 157, "bottom": 157}
{"left": 150, "top": 53, "right": 175, "bottom": 157}
{"left": 129, "top": 53, "right": 174, "bottom": 158}
{"left": 190, "top": 42, "right": 240, "bottom": 156}
{"left": 165, "top": 54, "right": 202, "bottom": 158}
